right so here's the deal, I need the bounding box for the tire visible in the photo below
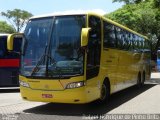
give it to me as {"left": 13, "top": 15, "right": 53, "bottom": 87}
{"left": 141, "top": 72, "right": 145, "bottom": 86}
{"left": 137, "top": 73, "right": 141, "bottom": 88}
{"left": 98, "top": 81, "right": 110, "bottom": 104}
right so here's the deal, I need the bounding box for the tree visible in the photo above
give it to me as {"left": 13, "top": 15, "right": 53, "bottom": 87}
{"left": 0, "top": 21, "right": 15, "bottom": 33}
{"left": 1, "top": 9, "right": 33, "bottom": 32}
{"left": 112, "top": 0, "right": 149, "bottom": 4}
{"left": 105, "top": 5, "right": 140, "bottom": 30}
{"left": 153, "top": 0, "right": 160, "bottom": 7}
{"left": 107, "top": 0, "right": 160, "bottom": 60}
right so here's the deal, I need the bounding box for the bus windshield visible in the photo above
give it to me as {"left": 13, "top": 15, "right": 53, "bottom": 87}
{"left": 21, "top": 15, "right": 86, "bottom": 78}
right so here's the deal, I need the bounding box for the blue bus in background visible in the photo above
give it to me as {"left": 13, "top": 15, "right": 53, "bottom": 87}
{"left": 0, "top": 34, "right": 22, "bottom": 87}
{"left": 157, "top": 50, "right": 160, "bottom": 72}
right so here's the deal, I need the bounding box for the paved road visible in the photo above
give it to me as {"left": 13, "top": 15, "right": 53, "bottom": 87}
{"left": 0, "top": 73, "right": 160, "bottom": 120}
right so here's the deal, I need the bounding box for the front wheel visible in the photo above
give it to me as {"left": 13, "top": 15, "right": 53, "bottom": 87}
{"left": 141, "top": 72, "right": 145, "bottom": 86}
{"left": 137, "top": 73, "right": 141, "bottom": 88}
{"left": 98, "top": 81, "right": 110, "bottom": 104}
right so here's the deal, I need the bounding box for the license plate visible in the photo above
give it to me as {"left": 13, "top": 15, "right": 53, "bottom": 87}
{"left": 42, "top": 94, "right": 53, "bottom": 98}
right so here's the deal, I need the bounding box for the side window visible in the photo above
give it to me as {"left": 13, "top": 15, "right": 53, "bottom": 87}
{"left": 138, "top": 36, "right": 142, "bottom": 50}
{"left": 117, "top": 29, "right": 130, "bottom": 50}
{"left": 87, "top": 16, "right": 101, "bottom": 80}
{"left": 103, "top": 21, "right": 116, "bottom": 48}
{"left": 123, "top": 31, "right": 130, "bottom": 50}
{"left": 116, "top": 27, "right": 123, "bottom": 49}
{"left": 128, "top": 33, "right": 132, "bottom": 50}
{"left": 144, "top": 39, "right": 150, "bottom": 49}
{"left": 134, "top": 35, "right": 139, "bottom": 50}
{"left": 138, "top": 37, "right": 141, "bottom": 50}
{"left": 132, "top": 34, "right": 136, "bottom": 50}
{"left": 140, "top": 37, "right": 145, "bottom": 51}
{"left": 142, "top": 38, "right": 145, "bottom": 49}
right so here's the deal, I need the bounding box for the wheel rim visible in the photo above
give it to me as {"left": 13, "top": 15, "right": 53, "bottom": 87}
{"left": 100, "top": 84, "right": 107, "bottom": 101}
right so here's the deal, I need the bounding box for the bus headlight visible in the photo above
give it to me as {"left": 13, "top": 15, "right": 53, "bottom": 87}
{"left": 66, "top": 81, "right": 85, "bottom": 89}
{"left": 19, "top": 81, "right": 30, "bottom": 88}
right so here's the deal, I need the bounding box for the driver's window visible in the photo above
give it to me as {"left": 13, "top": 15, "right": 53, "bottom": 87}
{"left": 86, "top": 16, "right": 101, "bottom": 80}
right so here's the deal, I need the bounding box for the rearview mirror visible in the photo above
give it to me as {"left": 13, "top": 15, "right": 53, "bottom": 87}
{"left": 7, "top": 33, "right": 24, "bottom": 51}
{"left": 81, "top": 28, "right": 91, "bottom": 47}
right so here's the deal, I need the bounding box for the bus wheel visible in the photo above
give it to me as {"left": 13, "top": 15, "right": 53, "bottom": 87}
{"left": 141, "top": 72, "right": 145, "bottom": 86}
{"left": 137, "top": 73, "right": 141, "bottom": 88}
{"left": 99, "top": 81, "right": 110, "bottom": 104}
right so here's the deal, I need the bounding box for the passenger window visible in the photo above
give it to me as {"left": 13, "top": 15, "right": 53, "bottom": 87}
{"left": 116, "top": 27, "right": 123, "bottom": 49}
{"left": 123, "top": 31, "right": 130, "bottom": 50}
{"left": 103, "top": 21, "right": 116, "bottom": 48}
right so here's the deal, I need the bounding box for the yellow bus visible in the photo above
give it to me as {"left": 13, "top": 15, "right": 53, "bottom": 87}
{"left": 7, "top": 12, "right": 151, "bottom": 104}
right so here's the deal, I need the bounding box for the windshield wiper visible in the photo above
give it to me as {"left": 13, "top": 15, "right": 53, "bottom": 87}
{"left": 30, "top": 44, "right": 55, "bottom": 76}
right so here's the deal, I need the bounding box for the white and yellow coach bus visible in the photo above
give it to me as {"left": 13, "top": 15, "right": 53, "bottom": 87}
{"left": 7, "top": 12, "right": 151, "bottom": 104}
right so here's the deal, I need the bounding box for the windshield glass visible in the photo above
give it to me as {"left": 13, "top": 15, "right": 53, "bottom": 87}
{"left": 21, "top": 15, "right": 86, "bottom": 78}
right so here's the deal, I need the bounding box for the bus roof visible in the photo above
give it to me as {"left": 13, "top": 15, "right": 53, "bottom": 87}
{"left": 0, "top": 33, "right": 10, "bottom": 37}
{"left": 30, "top": 12, "right": 148, "bottom": 40}
{"left": 30, "top": 11, "right": 88, "bottom": 19}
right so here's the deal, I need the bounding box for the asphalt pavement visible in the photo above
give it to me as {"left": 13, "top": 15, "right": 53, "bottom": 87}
{"left": 0, "top": 72, "right": 159, "bottom": 120}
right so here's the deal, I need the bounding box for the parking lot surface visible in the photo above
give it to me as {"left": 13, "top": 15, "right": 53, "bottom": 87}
{"left": 0, "top": 73, "right": 160, "bottom": 120}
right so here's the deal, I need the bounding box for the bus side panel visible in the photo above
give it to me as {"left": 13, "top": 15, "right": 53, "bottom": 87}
{"left": 132, "top": 51, "right": 142, "bottom": 78}
{"left": 117, "top": 50, "right": 137, "bottom": 89}
{"left": 0, "top": 68, "right": 19, "bottom": 87}
{"left": 101, "top": 48, "right": 118, "bottom": 93}
{"left": 142, "top": 51, "right": 151, "bottom": 80}
{"left": 85, "top": 76, "right": 101, "bottom": 102}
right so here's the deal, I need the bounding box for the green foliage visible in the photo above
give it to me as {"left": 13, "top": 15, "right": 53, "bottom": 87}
{"left": 153, "top": 0, "right": 160, "bottom": 7}
{"left": 107, "top": 0, "right": 160, "bottom": 59}
{"left": 1, "top": 9, "right": 33, "bottom": 32}
{"left": 112, "top": 0, "right": 149, "bottom": 4}
{"left": 0, "top": 21, "right": 15, "bottom": 33}
{"left": 113, "top": 0, "right": 130, "bottom": 4}
{"left": 105, "top": 5, "right": 140, "bottom": 31}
